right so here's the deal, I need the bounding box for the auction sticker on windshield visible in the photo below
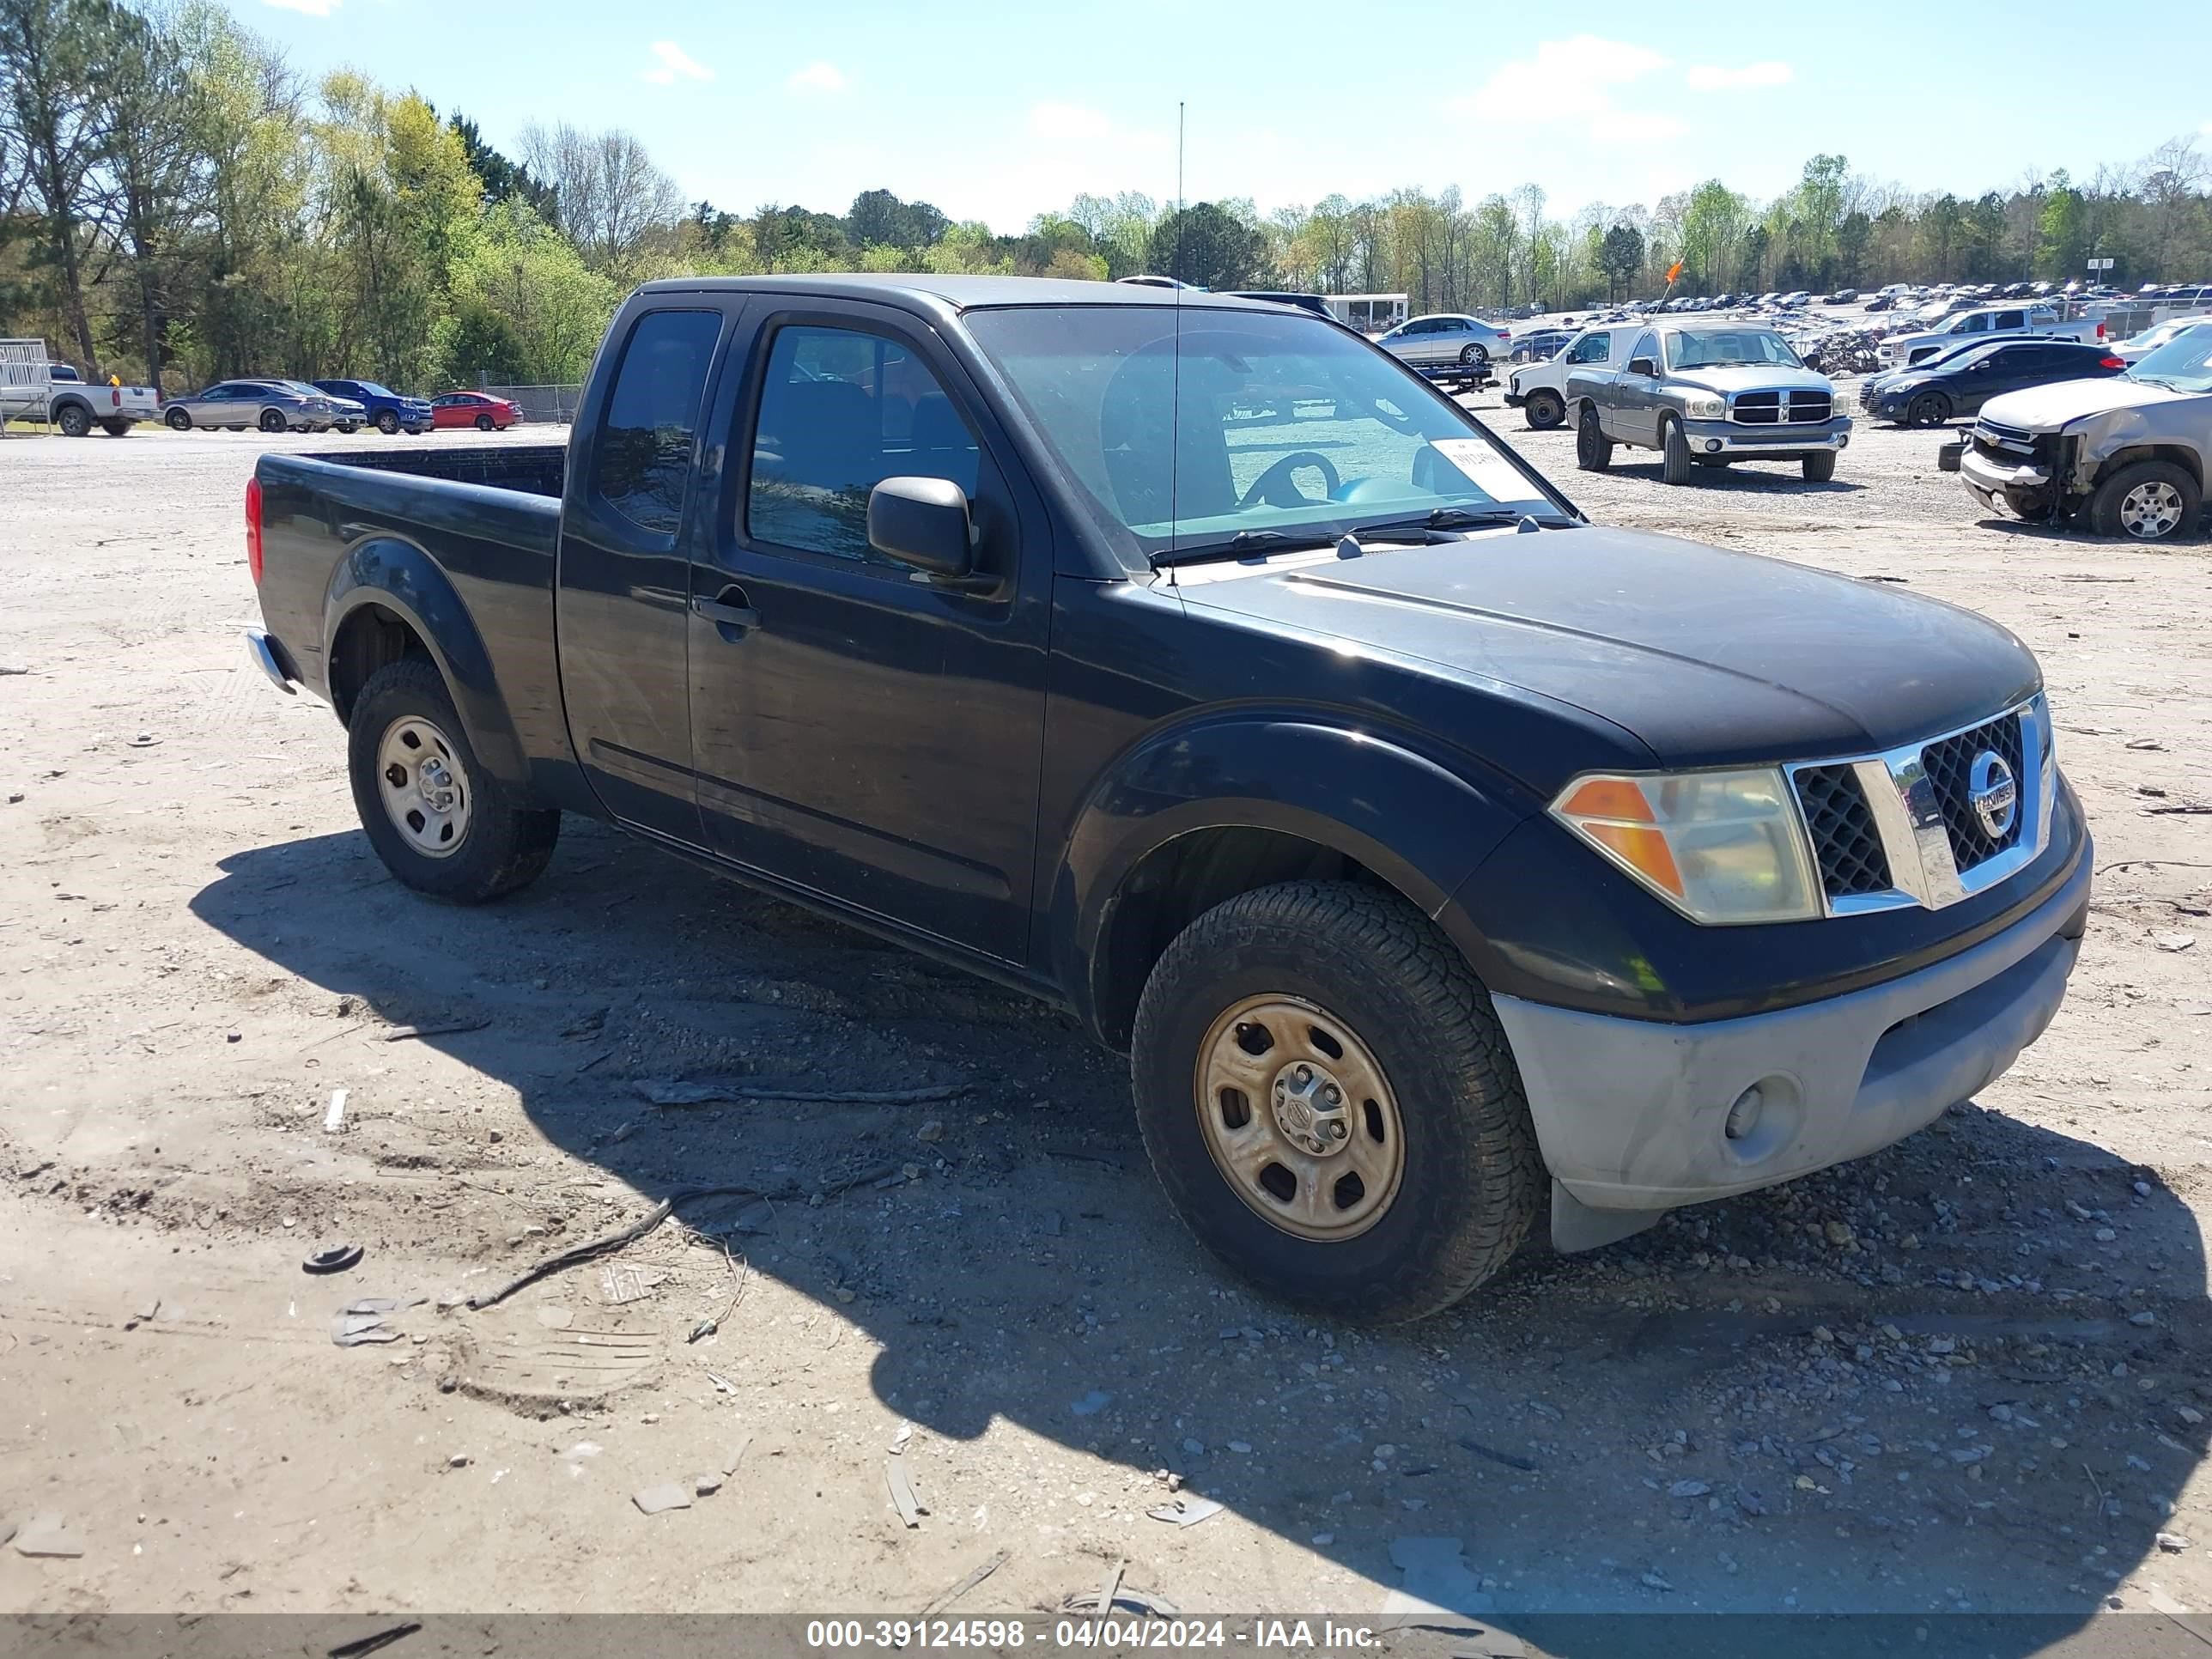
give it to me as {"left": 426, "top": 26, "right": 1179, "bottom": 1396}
{"left": 1428, "top": 436, "right": 1529, "bottom": 501}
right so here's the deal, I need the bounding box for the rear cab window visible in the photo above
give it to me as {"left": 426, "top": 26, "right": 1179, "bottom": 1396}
{"left": 592, "top": 308, "right": 724, "bottom": 535}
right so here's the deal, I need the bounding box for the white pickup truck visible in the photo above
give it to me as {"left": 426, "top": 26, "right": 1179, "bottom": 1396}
{"left": 1877, "top": 304, "right": 2107, "bottom": 371}
{"left": 0, "top": 343, "right": 161, "bottom": 436}
{"left": 1504, "top": 323, "right": 1629, "bottom": 428}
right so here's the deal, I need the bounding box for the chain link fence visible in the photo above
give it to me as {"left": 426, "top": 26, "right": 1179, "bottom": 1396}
{"left": 476, "top": 381, "right": 585, "bottom": 424}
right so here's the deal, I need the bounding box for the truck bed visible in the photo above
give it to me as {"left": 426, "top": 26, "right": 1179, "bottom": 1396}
{"left": 306, "top": 443, "right": 567, "bottom": 496}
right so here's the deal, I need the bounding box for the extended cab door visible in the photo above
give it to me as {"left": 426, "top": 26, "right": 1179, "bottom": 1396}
{"left": 555, "top": 302, "right": 735, "bottom": 845}
{"left": 685, "top": 301, "right": 1050, "bottom": 962}
{"left": 1608, "top": 330, "right": 1662, "bottom": 443}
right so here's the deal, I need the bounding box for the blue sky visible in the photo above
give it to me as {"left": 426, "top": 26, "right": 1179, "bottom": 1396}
{"left": 230, "top": 0, "right": 2212, "bottom": 231}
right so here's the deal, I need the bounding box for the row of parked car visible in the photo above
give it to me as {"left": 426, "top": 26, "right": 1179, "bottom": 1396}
{"left": 159, "top": 380, "right": 521, "bottom": 435}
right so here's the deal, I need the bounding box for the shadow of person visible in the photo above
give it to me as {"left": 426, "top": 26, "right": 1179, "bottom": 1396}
{"left": 191, "top": 824, "right": 2206, "bottom": 1651}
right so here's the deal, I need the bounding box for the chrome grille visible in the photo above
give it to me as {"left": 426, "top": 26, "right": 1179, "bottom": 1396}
{"left": 1794, "top": 765, "right": 1893, "bottom": 898}
{"left": 1730, "top": 390, "right": 1832, "bottom": 425}
{"left": 1921, "top": 711, "right": 2026, "bottom": 872}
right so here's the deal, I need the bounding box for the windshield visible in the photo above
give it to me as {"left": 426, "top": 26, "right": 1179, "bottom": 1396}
{"left": 965, "top": 305, "right": 1565, "bottom": 565}
{"left": 1664, "top": 329, "right": 1803, "bottom": 371}
{"left": 353, "top": 380, "right": 396, "bottom": 398}
{"left": 2124, "top": 324, "right": 2212, "bottom": 392}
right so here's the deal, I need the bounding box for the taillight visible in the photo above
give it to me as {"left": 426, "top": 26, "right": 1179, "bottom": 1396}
{"left": 2095, "top": 322, "right": 2106, "bottom": 340}
{"left": 246, "top": 477, "right": 264, "bottom": 586}
{"left": 2100, "top": 356, "right": 2125, "bottom": 369}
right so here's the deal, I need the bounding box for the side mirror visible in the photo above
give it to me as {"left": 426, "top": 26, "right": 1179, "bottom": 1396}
{"left": 868, "top": 476, "right": 975, "bottom": 580}
{"left": 1627, "top": 356, "right": 1657, "bottom": 378}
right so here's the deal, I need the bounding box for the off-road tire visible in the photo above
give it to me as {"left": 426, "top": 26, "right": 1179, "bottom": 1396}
{"left": 1659, "top": 415, "right": 1692, "bottom": 485}
{"left": 55, "top": 402, "right": 91, "bottom": 437}
{"left": 1130, "top": 881, "right": 1544, "bottom": 1322}
{"left": 1802, "top": 450, "right": 1838, "bottom": 483}
{"left": 1575, "top": 406, "right": 1613, "bottom": 471}
{"left": 347, "top": 659, "right": 561, "bottom": 903}
{"left": 2088, "top": 459, "right": 2200, "bottom": 543}
{"left": 1524, "top": 388, "right": 1565, "bottom": 429}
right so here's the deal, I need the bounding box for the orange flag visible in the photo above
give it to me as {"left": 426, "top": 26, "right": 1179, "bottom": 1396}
{"left": 1665, "top": 260, "right": 1684, "bottom": 283}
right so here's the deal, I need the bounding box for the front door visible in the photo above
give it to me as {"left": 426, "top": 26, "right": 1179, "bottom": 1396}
{"left": 1609, "top": 331, "right": 1662, "bottom": 444}
{"left": 554, "top": 303, "right": 732, "bottom": 842}
{"left": 686, "top": 304, "right": 1050, "bottom": 962}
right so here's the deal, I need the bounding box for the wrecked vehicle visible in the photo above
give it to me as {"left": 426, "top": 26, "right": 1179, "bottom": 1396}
{"left": 243, "top": 276, "right": 2091, "bottom": 1320}
{"left": 1948, "top": 321, "right": 2212, "bottom": 541}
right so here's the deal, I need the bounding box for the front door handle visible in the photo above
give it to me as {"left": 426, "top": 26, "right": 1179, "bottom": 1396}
{"left": 692, "top": 586, "right": 760, "bottom": 634}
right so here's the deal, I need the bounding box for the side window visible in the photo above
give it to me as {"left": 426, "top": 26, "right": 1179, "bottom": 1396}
{"left": 746, "top": 325, "right": 981, "bottom": 562}
{"left": 1629, "top": 331, "right": 1658, "bottom": 368}
{"left": 592, "top": 309, "right": 722, "bottom": 536}
{"left": 1995, "top": 310, "right": 2026, "bottom": 331}
{"left": 1959, "top": 314, "right": 1988, "bottom": 334}
{"left": 1568, "top": 331, "right": 1609, "bottom": 364}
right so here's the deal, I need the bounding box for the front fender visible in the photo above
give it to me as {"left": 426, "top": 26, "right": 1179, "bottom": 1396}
{"left": 1049, "top": 712, "right": 1532, "bottom": 1036}
{"left": 324, "top": 537, "right": 530, "bottom": 787}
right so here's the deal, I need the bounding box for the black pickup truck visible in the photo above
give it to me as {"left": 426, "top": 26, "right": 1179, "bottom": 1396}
{"left": 246, "top": 276, "right": 2091, "bottom": 1321}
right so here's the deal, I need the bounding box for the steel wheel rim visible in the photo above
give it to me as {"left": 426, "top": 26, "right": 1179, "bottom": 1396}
{"left": 2120, "top": 481, "right": 2183, "bottom": 538}
{"left": 375, "top": 716, "right": 472, "bottom": 858}
{"left": 1194, "top": 994, "right": 1407, "bottom": 1242}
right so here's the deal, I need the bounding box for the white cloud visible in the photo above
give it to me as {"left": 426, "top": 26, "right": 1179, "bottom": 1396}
{"left": 787, "top": 60, "right": 849, "bottom": 94}
{"left": 1453, "top": 36, "right": 1678, "bottom": 142}
{"left": 1686, "top": 61, "right": 1794, "bottom": 91}
{"left": 641, "top": 40, "right": 713, "bottom": 85}
{"left": 262, "top": 0, "right": 339, "bottom": 15}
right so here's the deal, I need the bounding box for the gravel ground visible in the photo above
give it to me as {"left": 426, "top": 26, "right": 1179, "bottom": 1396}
{"left": 1, "top": 411, "right": 2209, "bottom": 1647}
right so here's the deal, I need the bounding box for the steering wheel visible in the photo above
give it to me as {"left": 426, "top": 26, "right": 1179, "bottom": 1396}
{"left": 1238, "top": 450, "right": 1341, "bottom": 509}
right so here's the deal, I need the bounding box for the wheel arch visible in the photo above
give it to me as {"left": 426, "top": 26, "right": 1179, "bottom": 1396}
{"left": 1052, "top": 715, "right": 1528, "bottom": 1048}
{"left": 2094, "top": 442, "right": 2203, "bottom": 490}
{"left": 323, "top": 538, "right": 532, "bottom": 789}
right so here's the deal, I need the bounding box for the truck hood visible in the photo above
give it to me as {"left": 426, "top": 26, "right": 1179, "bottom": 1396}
{"left": 1174, "top": 526, "right": 2039, "bottom": 774}
{"left": 1669, "top": 363, "right": 1832, "bottom": 396}
{"left": 1979, "top": 376, "right": 2190, "bottom": 429}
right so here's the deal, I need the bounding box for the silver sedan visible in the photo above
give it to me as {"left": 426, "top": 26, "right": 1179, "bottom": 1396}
{"left": 1375, "top": 313, "right": 1515, "bottom": 369}
{"left": 162, "top": 379, "right": 341, "bottom": 434}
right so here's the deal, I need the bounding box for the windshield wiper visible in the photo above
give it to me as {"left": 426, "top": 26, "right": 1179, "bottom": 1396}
{"left": 1149, "top": 528, "right": 1345, "bottom": 568}
{"left": 1355, "top": 505, "right": 1572, "bottom": 537}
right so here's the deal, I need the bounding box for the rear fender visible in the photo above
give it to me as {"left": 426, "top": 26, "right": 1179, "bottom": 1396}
{"left": 324, "top": 537, "right": 530, "bottom": 787}
{"left": 1050, "top": 713, "right": 1530, "bottom": 1037}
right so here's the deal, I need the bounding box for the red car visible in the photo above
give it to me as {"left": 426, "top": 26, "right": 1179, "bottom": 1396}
{"left": 428, "top": 391, "right": 520, "bottom": 431}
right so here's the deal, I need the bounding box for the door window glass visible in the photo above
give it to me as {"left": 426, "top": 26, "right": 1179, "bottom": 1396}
{"left": 1566, "top": 331, "right": 1611, "bottom": 364}
{"left": 592, "top": 309, "right": 722, "bottom": 535}
{"left": 746, "top": 325, "right": 981, "bottom": 562}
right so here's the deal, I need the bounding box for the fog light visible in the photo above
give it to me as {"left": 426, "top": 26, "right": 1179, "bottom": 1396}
{"left": 1724, "top": 1085, "right": 1764, "bottom": 1141}
{"left": 1705, "top": 439, "right": 1723, "bottom": 453}
{"left": 1837, "top": 434, "right": 1850, "bottom": 448}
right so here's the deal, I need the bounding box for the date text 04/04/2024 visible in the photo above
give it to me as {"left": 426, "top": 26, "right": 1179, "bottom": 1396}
{"left": 801, "top": 1618, "right": 1382, "bottom": 1650}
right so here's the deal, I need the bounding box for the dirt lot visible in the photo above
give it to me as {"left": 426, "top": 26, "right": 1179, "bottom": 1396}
{"left": 2, "top": 403, "right": 2209, "bottom": 1647}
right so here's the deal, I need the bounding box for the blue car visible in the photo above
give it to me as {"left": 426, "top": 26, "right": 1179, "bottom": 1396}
{"left": 312, "top": 379, "right": 434, "bottom": 436}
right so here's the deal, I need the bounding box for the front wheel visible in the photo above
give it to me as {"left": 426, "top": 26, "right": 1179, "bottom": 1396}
{"left": 1908, "top": 391, "right": 1952, "bottom": 428}
{"left": 2089, "top": 460, "right": 2200, "bottom": 543}
{"left": 1524, "top": 388, "right": 1565, "bottom": 429}
{"left": 1575, "top": 406, "right": 1613, "bottom": 471}
{"left": 1802, "top": 450, "right": 1838, "bottom": 483}
{"left": 1129, "top": 881, "right": 1542, "bottom": 1322}
{"left": 1659, "top": 415, "right": 1692, "bottom": 485}
{"left": 165, "top": 407, "right": 191, "bottom": 431}
{"left": 347, "top": 659, "right": 562, "bottom": 903}
{"left": 374, "top": 410, "right": 399, "bottom": 435}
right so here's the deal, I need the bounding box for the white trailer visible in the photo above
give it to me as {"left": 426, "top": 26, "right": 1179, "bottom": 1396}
{"left": 1324, "top": 293, "right": 1409, "bottom": 333}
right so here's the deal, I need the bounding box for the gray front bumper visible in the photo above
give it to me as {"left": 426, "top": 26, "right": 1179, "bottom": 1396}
{"left": 1682, "top": 416, "right": 1851, "bottom": 455}
{"left": 1493, "top": 842, "right": 2089, "bottom": 1249}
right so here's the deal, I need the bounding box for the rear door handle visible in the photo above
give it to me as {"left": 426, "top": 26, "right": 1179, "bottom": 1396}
{"left": 691, "top": 586, "right": 760, "bottom": 634}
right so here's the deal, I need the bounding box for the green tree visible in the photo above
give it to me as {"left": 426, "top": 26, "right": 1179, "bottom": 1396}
{"left": 0, "top": 0, "right": 112, "bottom": 369}
{"left": 2036, "top": 171, "right": 2087, "bottom": 279}
{"left": 1598, "top": 223, "right": 1644, "bottom": 301}
{"left": 1145, "top": 201, "right": 1265, "bottom": 289}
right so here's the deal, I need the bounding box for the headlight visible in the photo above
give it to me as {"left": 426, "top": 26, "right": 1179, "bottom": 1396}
{"left": 1551, "top": 769, "right": 1822, "bottom": 925}
{"left": 1680, "top": 392, "right": 1725, "bottom": 419}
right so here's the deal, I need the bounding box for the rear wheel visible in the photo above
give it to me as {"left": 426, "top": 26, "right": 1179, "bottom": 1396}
{"left": 1908, "top": 391, "right": 1953, "bottom": 428}
{"left": 1130, "top": 881, "right": 1542, "bottom": 1322}
{"left": 2089, "top": 460, "right": 2199, "bottom": 543}
{"left": 336, "top": 422, "right": 358, "bottom": 434}
{"left": 374, "top": 410, "right": 399, "bottom": 435}
{"left": 100, "top": 419, "right": 132, "bottom": 437}
{"left": 1457, "top": 343, "right": 1489, "bottom": 368}
{"left": 1575, "top": 405, "right": 1613, "bottom": 471}
{"left": 474, "top": 413, "right": 494, "bottom": 431}
{"left": 347, "top": 659, "right": 561, "bottom": 903}
{"left": 1524, "top": 388, "right": 1565, "bottom": 430}
{"left": 258, "top": 408, "right": 284, "bottom": 434}
{"left": 55, "top": 403, "right": 91, "bottom": 438}
{"left": 1659, "top": 415, "right": 1692, "bottom": 485}
{"left": 1802, "top": 450, "right": 1838, "bottom": 483}
{"left": 165, "top": 407, "right": 191, "bottom": 431}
